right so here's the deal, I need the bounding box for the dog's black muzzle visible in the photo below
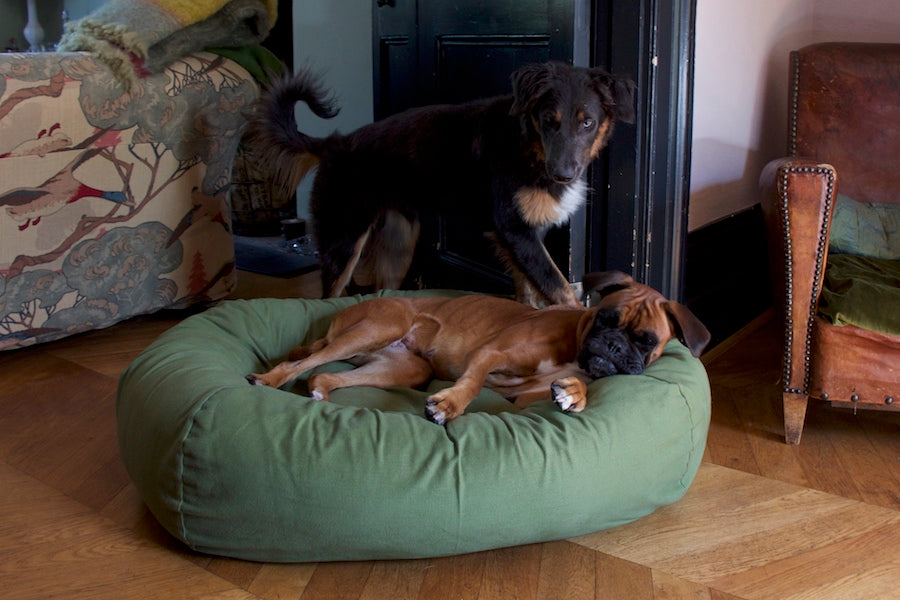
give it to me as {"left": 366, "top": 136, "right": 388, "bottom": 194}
{"left": 577, "top": 320, "right": 651, "bottom": 378}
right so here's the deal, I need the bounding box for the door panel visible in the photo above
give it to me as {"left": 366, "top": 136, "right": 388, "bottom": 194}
{"left": 435, "top": 35, "right": 550, "bottom": 103}
{"left": 376, "top": 35, "right": 416, "bottom": 117}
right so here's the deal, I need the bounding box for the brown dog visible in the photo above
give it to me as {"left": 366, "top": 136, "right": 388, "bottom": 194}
{"left": 247, "top": 271, "right": 710, "bottom": 425}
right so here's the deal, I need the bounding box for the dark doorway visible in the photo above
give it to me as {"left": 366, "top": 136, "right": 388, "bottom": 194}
{"left": 262, "top": 0, "right": 294, "bottom": 69}
{"left": 373, "top": 0, "right": 695, "bottom": 299}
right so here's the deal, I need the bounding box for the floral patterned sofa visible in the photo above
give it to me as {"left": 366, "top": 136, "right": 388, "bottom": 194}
{"left": 0, "top": 51, "right": 258, "bottom": 351}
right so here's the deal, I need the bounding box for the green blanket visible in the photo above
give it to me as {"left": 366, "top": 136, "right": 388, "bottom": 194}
{"left": 819, "top": 254, "right": 900, "bottom": 335}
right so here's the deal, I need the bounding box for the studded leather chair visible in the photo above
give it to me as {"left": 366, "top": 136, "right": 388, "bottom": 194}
{"left": 760, "top": 43, "right": 900, "bottom": 444}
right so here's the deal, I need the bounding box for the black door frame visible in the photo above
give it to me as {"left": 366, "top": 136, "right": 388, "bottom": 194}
{"left": 588, "top": 0, "right": 696, "bottom": 300}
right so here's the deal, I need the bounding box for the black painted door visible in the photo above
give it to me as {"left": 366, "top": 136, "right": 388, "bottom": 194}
{"left": 373, "top": 0, "right": 588, "bottom": 294}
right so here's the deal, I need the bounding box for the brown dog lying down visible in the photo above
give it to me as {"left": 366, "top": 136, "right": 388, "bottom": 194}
{"left": 247, "top": 271, "right": 711, "bottom": 425}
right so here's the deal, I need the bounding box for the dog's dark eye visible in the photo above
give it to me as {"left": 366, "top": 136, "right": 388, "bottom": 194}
{"left": 594, "top": 308, "right": 620, "bottom": 329}
{"left": 581, "top": 118, "right": 595, "bottom": 130}
{"left": 633, "top": 330, "right": 659, "bottom": 353}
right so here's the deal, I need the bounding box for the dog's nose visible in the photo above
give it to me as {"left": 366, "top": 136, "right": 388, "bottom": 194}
{"left": 553, "top": 165, "right": 583, "bottom": 185}
{"left": 551, "top": 166, "right": 578, "bottom": 184}
{"left": 548, "top": 161, "right": 579, "bottom": 184}
{"left": 582, "top": 355, "right": 616, "bottom": 378}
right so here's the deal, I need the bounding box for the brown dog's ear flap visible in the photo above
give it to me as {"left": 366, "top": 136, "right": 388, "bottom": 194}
{"left": 664, "top": 301, "right": 712, "bottom": 358}
{"left": 510, "top": 62, "right": 553, "bottom": 116}
{"left": 590, "top": 68, "right": 636, "bottom": 124}
{"left": 582, "top": 270, "right": 635, "bottom": 299}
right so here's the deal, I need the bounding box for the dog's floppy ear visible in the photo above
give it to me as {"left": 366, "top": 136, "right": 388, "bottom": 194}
{"left": 582, "top": 270, "right": 635, "bottom": 298}
{"left": 611, "top": 75, "right": 637, "bottom": 124}
{"left": 664, "top": 301, "right": 712, "bottom": 358}
{"left": 510, "top": 62, "right": 553, "bottom": 116}
{"left": 590, "top": 68, "right": 636, "bottom": 124}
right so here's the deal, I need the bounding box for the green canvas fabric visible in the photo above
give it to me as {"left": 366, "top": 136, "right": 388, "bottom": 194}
{"left": 819, "top": 254, "right": 900, "bottom": 336}
{"left": 117, "top": 292, "right": 711, "bottom": 562}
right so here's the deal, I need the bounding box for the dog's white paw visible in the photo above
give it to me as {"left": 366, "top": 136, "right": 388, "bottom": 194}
{"left": 245, "top": 374, "right": 265, "bottom": 386}
{"left": 424, "top": 387, "right": 472, "bottom": 425}
{"left": 551, "top": 377, "right": 588, "bottom": 413}
{"left": 424, "top": 399, "right": 448, "bottom": 425}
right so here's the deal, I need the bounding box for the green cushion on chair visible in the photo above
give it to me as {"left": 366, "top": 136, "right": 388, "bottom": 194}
{"left": 829, "top": 194, "right": 900, "bottom": 260}
{"left": 819, "top": 254, "right": 900, "bottom": 336}
{"left": 117, "top": 292, "right": 711, "bottom": 562}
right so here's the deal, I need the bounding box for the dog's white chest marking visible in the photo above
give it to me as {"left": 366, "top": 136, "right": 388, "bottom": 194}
{"left": 515, "top": 179, "right": 587, "bottom": 227}
{"left": 488, "top": 359, "right": 555, "bottom": 384}
{"left": 535, "top": 359, "right": 558, "bottom": 374}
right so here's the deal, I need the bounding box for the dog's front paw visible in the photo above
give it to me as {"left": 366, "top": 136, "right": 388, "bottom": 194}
{"left": 246, "top": 373, "right": 285, "bottom": 388}
{"left": 551, "top": 377, "right": 588, "bottom": 413}
{"left": 424, "top": 399, "right": 448, "bottom": 425}
{"left": 424, "top": 388, "right": 468, "bottom": 425}
{"left": 246, "top": 374, "right": 266, "bottom": 386}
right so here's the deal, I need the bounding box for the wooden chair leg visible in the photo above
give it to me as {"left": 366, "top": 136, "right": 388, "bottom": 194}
{"left": 783, "top": 391, "right": 809, "bottom": 445}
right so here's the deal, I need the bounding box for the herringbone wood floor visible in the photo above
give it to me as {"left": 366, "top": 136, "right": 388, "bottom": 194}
{"left": 1, "top": 270, "right": 898, "bottom": 599}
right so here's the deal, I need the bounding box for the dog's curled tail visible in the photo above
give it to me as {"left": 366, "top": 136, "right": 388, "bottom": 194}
{"left": 247, "top": 70, "right": 341, "bottom": 197}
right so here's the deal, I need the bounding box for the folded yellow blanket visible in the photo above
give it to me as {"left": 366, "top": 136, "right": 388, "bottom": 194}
{"left": 147, "top": 0, "right": 277, "bottom": 29}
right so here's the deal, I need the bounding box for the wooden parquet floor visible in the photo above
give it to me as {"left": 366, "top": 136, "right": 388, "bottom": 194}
{"left": 1, "top": 270, "right": 898, "bottom": 599}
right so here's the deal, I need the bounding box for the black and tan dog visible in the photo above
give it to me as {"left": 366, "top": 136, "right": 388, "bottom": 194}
{"left": 248, "top": 61, "right": 635, "bottom": 307}
{"left": 247, "top": 271, "right": 710, "bottom": 425}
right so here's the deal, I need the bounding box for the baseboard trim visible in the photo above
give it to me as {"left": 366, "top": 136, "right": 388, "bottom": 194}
{"left": 701, "top": 308, "right": 774, "bottom": 365}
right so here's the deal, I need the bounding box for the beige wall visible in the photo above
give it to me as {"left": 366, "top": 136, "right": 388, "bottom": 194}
{"left": 292, "top": 0, "right": 373, "bottom": 221}
{"left": 812, "top": 0, "right": 900, "bottom": 40}
{"left": 688, "top": 0, "right": 900, "bottom": 232}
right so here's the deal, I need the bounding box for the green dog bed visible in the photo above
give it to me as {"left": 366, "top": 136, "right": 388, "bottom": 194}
{"left": 117, "top": 292, "right": 710, "bottom": 562}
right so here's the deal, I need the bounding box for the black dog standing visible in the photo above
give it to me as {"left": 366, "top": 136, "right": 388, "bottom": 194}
{"left": 249, "top": 61, "right": 635, "bottom": 306}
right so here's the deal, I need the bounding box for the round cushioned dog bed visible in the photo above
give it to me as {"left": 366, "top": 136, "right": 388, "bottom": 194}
{"left": 117, "top": 291, "right": 710, "bottom": 562}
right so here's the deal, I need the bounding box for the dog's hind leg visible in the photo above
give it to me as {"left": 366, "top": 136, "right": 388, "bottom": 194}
{"left": 307, "top": 344, "right": 432, "bottom": 401}
{"left": 287, "top": 337, "right": 328, "bottom": 361}
{"left": 350, "top": 211, "right": 420, "bottom": 291}
{"left": 373, "top": 211, "right": 420, "bottom": 290}
{"left": 321, "top": 228, "right": 371, "bottom": 297}
{"left": 246, "top": 298, "right": 414, "bottom": 388}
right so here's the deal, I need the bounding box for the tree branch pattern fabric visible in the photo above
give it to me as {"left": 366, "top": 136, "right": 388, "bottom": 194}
{"left": 0, "top": 51, "right": 257, "bottom": 350}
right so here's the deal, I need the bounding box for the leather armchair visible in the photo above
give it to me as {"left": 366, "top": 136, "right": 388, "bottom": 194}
{"left": 760, "top": 43, "right": 900, "bottom": 444}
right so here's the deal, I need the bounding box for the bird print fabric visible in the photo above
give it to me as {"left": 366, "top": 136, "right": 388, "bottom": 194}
{"left": 0, "top": 51, "right": 256, "bottom": 350}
